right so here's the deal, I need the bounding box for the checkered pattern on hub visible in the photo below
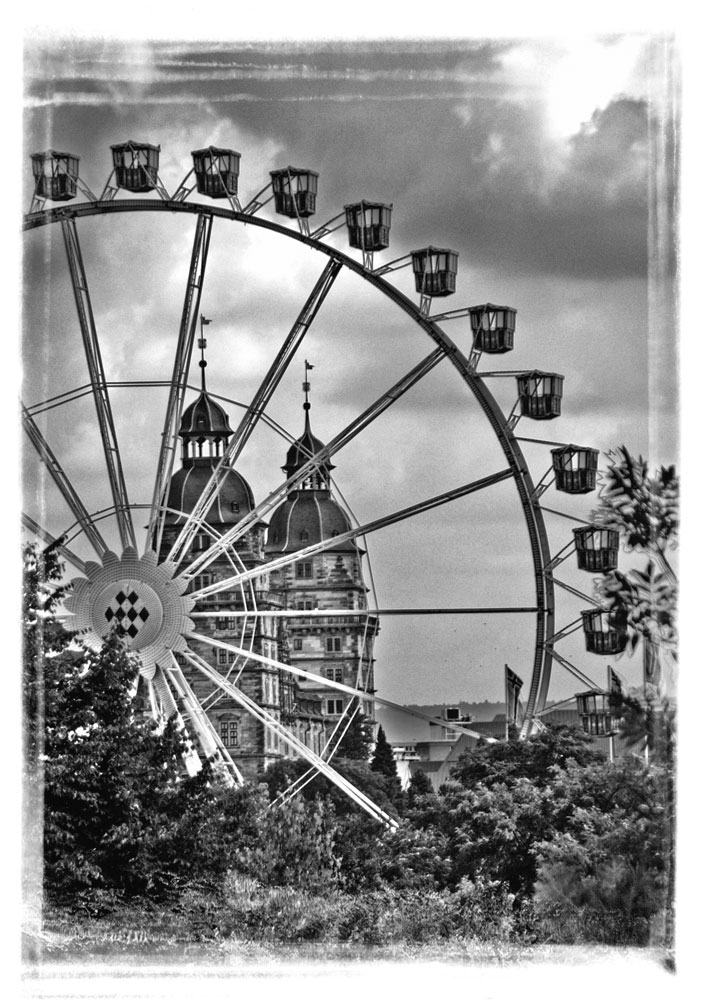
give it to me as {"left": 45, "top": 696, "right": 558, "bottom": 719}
{"left": 105, "top": 588, "right": 150, "bottom": 639}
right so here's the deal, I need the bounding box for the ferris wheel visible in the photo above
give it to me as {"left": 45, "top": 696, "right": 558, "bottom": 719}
{"left": 22, "top": 141, "right": 626, "bottom": 822}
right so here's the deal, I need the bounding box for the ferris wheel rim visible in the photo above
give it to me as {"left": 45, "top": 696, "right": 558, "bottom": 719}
{"left": 23, "top": 195, "right": 556, "bottom": 731}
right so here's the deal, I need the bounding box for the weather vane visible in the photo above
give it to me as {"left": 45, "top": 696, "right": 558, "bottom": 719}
{"left": 199, "top": 314, "right": 212, "bottom": 390}
{"left": 303, "top": 359, "right": 314, "bottom": 411}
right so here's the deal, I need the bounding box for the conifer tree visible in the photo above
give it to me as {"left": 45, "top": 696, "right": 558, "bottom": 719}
{"left": 370, "top": 725, "right": 397, "bottom": 779}
{"left": 333, "top": 706, "right": 373, "bottom": 760}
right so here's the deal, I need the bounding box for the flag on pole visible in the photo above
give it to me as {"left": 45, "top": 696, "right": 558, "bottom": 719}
{"left": 505, "top": 665, "right": 523, "bottom": 733}
{"left": 609, "top": 667, "right": 622, "bottom": 698}
{"left": 201, "top": 316, "right": 212, "bottom": 325}
{"left": 305, "top": 360, "right": 314, "bottom": 370}
{"left": 643, "top": 639, "right": 662, "bottom": 691}
{"left": 608, "top": 665, "right": 623, "bottom": 716}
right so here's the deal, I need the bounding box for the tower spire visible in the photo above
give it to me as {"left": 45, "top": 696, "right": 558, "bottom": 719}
{"left": 198, "top": 314, "right": 212, "bottom": 392}
{"left": 303, "top": 359, "right": 314, "bottom": 430}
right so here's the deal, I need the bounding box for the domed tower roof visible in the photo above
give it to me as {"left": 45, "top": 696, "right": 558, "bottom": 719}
{"left": 179, "top": 391, "right": 233, "bottom": 440}
{"left": 282, "top": 361, "right": 334, "bottom": 490}
{"left": 164, "top": 463, "right": 254, "bottom": 526}
{"left": 283, "top": 409, "right": 334, "bottom": 483}
{"left": 164, "top": 320, "right": 256, "bottom": 527}
{"left": 266, "top": 491, "right": 357, "bottom": 554}
{"left": 266, "top": 362, "right": 357, "bottom": 554}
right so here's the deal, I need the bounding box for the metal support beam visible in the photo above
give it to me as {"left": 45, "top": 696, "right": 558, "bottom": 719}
{"left": 191, "top": 631, "right": 497, "bottom": 743}
{"left": 179, "top": 346, "right": 447, "bottom": 579}
{"left": 21, "top": 402, "right": 108, "bottom": 559}
{"left": 61, "top": 219, "right": 136, "bottom": 551}
{"left": 190, "top": 468, "right": 514, "bottom": 597}
{"left": 147, "top": 213, "right": 214, "bottom": 554}
{"left": 167, "top": 258, "right": 342, "bottom": 565}
{"left": 549, "top": 575, "right": 603, "bottom": 607}
{"left": 182, "top": 646, "right": 398, "bottom": 826}
{"left": 21, "top": 513, "right": 87, "bottom": 574}
{"left": 543, "top": 646, "right": 597, "bottom": 690}
{"left": 189, "top": 605, "right": 540, "bottom": 619}
{"left": 163, "top": 657, "right": 243, "bottom": 785}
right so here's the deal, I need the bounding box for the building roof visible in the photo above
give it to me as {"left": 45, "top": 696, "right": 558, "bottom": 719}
{"left": 283, "top": 410, "right": 334, "bottom": 480}
{"left": 165, "top": 462, "right": 255, "bottom": 525}
{"left": 266, "top": 490, "right": 357, "bottom": 554}
{"left": 179, "top": 390, "right": 233, "bottom": 439}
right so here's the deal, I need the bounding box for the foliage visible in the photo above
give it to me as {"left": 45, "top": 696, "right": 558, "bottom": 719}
{"left": 533, "top": 757, "right": 671, "bottom": 945}
{"left": 371, "top": 725, "right": 397, "bottom": 778}
{"left": 23, "top": 543, "right": 338, "bottom": 910}
{"left": 435, "top": 723, "right": 670, "bottom": 940}
{"left": 591, "top": 447, "right": 678, "bottom": 661}
{"left": 450, "top": 724, "right": 603, "bottom": 790}
{"left": 439, "top": 777, "right": 549, "bottom": 897}
{"left": 25, "top": 544, "right": 674, "bottom": 951}
{"left": 23, "top": 541, "right": 69, "bottom": 770}
{"left": 332, "top": 706, "right": 374, "bottom": 760}
{"left": 592, "top": 445, "right": 678, "bottom": 555}
{"left": 610, "top": 686, "right": 676, "bottom": 764}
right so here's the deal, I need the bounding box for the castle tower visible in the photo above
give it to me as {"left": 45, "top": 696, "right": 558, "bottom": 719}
{"left": 159, "top": 330, "right": 325, "bottom": 777}
{"left": 265, "top": 364, "right": 378, "bottom": 731}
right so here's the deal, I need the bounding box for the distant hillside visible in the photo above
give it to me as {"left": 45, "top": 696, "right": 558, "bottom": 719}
{"left": 376, "top": 702, "right": 506, "bottom": 743}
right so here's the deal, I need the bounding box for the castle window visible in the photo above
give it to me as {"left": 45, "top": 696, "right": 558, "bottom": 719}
{"left": 299, "top": 529, "right": 309, "bottom": 541}
{"left": 326, "top": 636, "right": 342, "bottom": 653}
{"left": 220, "top": 720, "right": 239, "bottom": 747}
{"left": 216, "top": 617, "right": 227, "bottom": 630}
{"left": 194, "top": 533, "right": 210, "bottom": 551}
{"left": 296, "top": 561, "right": 313, "bottom": 579}
{"left": 293, "top": 638, "right": 303, "bottom": 651}
{"left": 325, "top": 667, "right": 344, "bottom": 683}
{"left": 332, "top": 530, "right": 339, "bottom": 536}
{"left": 227, "top": 616, "right": 236, "bottom": 630}
{"left": 218, "top": 649, "right": 232, "bottom": 666}
{"left": 325, "top": 698, "right": 344, "bottom": 716}
{"left": 230, "top": 501, "right": 240, "bottom": 513}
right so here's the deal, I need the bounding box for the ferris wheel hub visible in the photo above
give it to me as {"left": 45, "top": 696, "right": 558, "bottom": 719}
{"left": 63, "top": 547, "right": 195, "bottom": 679}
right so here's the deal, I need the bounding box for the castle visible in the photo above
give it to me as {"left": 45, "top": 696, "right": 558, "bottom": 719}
{"left": 158, "top": 351, "right": 377, "bottom": 779}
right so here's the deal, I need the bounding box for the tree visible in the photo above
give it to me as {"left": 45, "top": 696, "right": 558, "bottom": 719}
{"left": 23, "top": 543, "right": 263, "bottom": 910}
{"left": 332, "top": 706, "right": 373, "bottom": 760}
{"left": 591, "top": 446, "right": 678, "bottom": 684}
{"left": 407, "top": 768, "right": 434, "bottom": 805}
{"left": 23, "top": 541, "right": 69, "bottom": 942}
{"left": 533, "top": 757, "right": 671, "bottom": 944}
{"left": 370, "top": 724, "right": 403, "bottom": 809}
{"left": 589, "top": 448, "right": 677, "bottom": 946}
{"left": 370, "top": 725, "right": 398, "bottom": 779}
{"left": 435, "top": 727, "right": 606, "bottom": 900}
{"left": 41, "top": 628, "right": 227, "bottom": 904}
{"left": 450, "top": 723, "right": 603, "bottom": 790}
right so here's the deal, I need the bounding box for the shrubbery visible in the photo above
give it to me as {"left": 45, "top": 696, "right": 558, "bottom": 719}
{"left": 25, "top": 542, "right": 675, "bottom": 951}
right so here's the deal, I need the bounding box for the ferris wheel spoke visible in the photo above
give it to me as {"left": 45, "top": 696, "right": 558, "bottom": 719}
{"left": 190, "top": 631, "right": 497, "bottom": 742}
{"left": 189, "top": 468, "right": 514, "bottom": 597}
{"left": 167, "top": 258, "right": 343, "bottom": 564}
{"left": 178, "top": 345, "right": 447, "bottom": 577}
{"left": 162, "top": 656, "right": 243, "bottom": 784}
{"left": 21, "top": 402, "right": 108, "bottom": 559}
{"left": 148, "top": 665, "right": 204, "bottom": 777}
{"left": 543, "top": 647, "right": 597, "bottom": 690}
{"left": 21, "top": 513, "right": 87, "bottom": 573}
{"left": 181, "top": 646, "right": 397, "bottom": 826}
{"left": 60, "top": 218, "right": 136, "bottom": 551}
{"left": 147, "top": 214, "right": 214, "bottom": 555}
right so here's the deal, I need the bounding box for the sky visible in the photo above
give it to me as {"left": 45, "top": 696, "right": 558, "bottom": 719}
{"left": 20, "top": 27, "right": 679, "bottom": 710}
